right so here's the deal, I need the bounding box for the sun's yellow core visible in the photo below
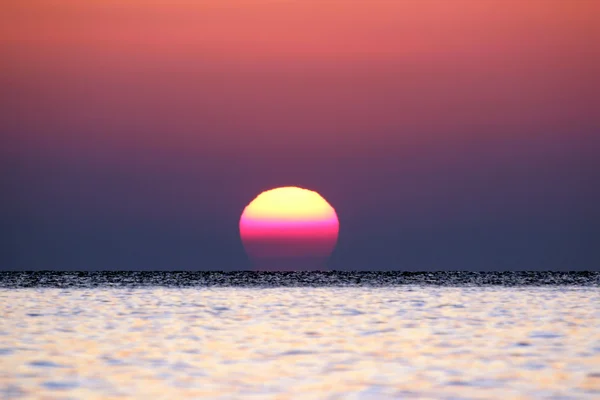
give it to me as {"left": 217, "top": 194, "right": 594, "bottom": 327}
{"left": 242, "top": 186, "right": 336, "bottom": 221}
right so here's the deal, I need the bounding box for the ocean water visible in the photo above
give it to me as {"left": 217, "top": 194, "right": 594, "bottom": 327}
{"left": 1, "top": 272, "right": 599, "bottom": 399}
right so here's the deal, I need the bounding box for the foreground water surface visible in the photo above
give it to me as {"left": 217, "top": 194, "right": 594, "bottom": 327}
{"left": 1, "top": 274, "right": 599, "bottom": 399}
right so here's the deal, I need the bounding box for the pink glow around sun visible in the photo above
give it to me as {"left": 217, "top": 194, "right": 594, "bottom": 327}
{"left": 240, "top": 187, "right": 339, "bottom": 270}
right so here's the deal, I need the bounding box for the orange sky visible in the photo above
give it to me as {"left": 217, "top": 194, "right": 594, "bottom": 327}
{"left": 2, "top": 1, "right": 597, "bottom": 58}
{"left": 2, "top": 0, "right": 598, "bottom": 158}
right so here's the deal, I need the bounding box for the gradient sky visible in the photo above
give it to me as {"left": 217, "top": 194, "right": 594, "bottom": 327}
{"left": 1, "top": 0, "right": 599, "bottom": 270}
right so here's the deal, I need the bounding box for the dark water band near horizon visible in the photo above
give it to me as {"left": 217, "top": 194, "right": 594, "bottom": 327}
{"left": 1, "top": 271, "right": 598, "bottom": 288}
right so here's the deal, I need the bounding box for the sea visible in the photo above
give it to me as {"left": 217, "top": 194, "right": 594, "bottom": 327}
{"left": 1, "top": 272, "right": 599, "bottom": 399}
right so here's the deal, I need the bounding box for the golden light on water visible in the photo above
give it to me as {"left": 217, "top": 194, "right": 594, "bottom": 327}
{"left": 2, "top": 287, "right": 599, "bottom": 398}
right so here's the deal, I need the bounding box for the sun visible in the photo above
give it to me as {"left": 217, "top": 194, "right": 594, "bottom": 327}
{"left": 240, "top": 186, "right": 339, "bottom": 271}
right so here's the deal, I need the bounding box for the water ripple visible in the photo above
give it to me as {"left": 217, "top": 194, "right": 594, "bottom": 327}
{"left": 1, "top": 284, "right": 599, "bottom": 398}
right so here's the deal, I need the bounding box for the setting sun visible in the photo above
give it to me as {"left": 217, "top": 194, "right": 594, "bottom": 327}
{"left": 240, "top": 187, "right": 339, "bottom": 270}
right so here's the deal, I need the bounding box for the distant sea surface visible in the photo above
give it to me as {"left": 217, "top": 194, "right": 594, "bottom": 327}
{"left": 1, "top": 272, "right": 599, "bottom": 399}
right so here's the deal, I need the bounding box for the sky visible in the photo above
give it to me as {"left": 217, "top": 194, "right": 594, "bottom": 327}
{"left": 1, "top": 0, "right": 599, "bottom": 271}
